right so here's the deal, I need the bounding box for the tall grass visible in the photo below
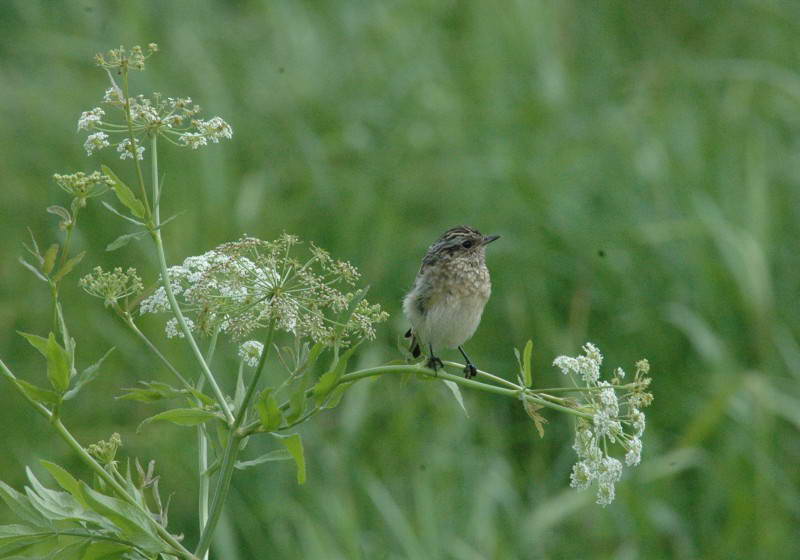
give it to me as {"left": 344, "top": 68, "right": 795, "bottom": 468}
{"left": 1, "top": 1, "right": 799, "bottom": 557}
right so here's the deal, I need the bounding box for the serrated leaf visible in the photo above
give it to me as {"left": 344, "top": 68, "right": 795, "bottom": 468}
{"left": 15, "top": 380, "right": 59, "bottom": 406}
{"left": 523, "top": 339, "right": 533, "bottom": 387}
{"left": 17, "top": 332, "right": 48, "bottom": 358}
{"left": 256, "top": 389, "right": 283, "bottom": 432}
{"left": 52, "top": 251, "right": 85, "bottom": 283}
{"left": 0, "top": 481, "right": 47, "bottom": 527}
{"left": 105, "top": 230, "right": 147, "bottom": 252}
{"left": 235, "top": 449, "right": 292, "bottom": 470}
{"left": 41, "top": 244, "right": 59, "bottom": 275}
{"left": 271, "top": 433, "right": 306, "bottom": 484}
{"left": 63, "top": 347, "right": 114, "bottom": 401}
{"left": 442, "top": 380, "right": 469, "bottom": 417}
{"left": 45, "top": 333, "right": 70, "bottom": 394}
{"left": 38, "top": 462, "right": 83, "bottom": 507}
{"left": 101, "top": 165, "right": 146, "bottom": 219}
{"left": 79, "top": 482, "right": 165, "bottom": 554}
{"left": 137, "top": 408, "right": 219, "bottom": 433}
{"left": 19, "top": 257, "right": 49, "bottom": 282}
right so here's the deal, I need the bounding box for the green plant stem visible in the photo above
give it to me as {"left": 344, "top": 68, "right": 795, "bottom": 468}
{"left": 237, "top": 362, "right": 591, "bottom": 438}
{"left": 195, "top": 319, "right": 277, "bottom": 558}
{"left": 151, "top": 134, "right": 160, "bottom": 225}
{"left": 0, "top": 358, "right": 199, "bottom": 560}
{"left": 442, "top": 360, "right": 521, "bottom": 390}
{"left": 198, "top": 329, "right": 218, "bottom": 560}
{"left": 149, "top": 202, "right": 233, "bottom": 424}
{"left": 123, "top": 313, "right": 194, "bottom": 392}
{"left": 121, "top": 67, "right": 151, "bottom": 214}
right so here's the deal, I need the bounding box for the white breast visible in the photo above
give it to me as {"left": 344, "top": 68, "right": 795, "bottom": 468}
{"left": 418, "top": 291, "right": 489, "bottom": 350}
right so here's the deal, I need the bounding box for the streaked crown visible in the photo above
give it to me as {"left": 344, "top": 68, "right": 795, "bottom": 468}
{"left": 423, "top": 225, "right": 500, "bottom": 263}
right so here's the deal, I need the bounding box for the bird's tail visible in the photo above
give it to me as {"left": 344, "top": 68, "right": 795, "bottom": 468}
{"left": 404, "top": 328, "right": 421, "bottom": 358}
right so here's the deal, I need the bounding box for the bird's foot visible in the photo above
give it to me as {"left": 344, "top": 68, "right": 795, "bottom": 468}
{"left": 463, "top": 363, "right": 477, "bottom": 379}
{"left": 426, "top": 356, "right": 444, "bottom": 373}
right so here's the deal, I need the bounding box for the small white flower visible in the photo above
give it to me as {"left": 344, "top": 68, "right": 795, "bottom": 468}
{"left": 102, "top": 86, "right": 125, "bottom": 106}
{"left": 582, "top": 342, "right": 603, "bottom": 365}
{"left": 615, "top": 367, "right": 625, "bottom": 379}
{"left": 84, "top": 132, "right": 110, "bottom": 156}
{"left": 165, "top": 317, "right": 195, "bottom": 339}
{"left": 570, "top": 461, "right": 594, "bottom": 490}
{"left": 631, "top": 408, "right": 646, "bottom": 437}
{"left": 592, "top": 410, "right": 622, "bottom": 442}
{"left": 596, "top": 456, "right": 623, "bottom": 484}
{"left": 598, "top": 381, "right": 619, "bottom": 416}
{"left": 238, "top": 340, "right": 264, "bottom": 368}
{"left": 179, "top": 132, "right": 208, "bottom": 150}
{"left": 77, "top": 107, "right": 105, "bottom": 130}
{"left": 596, "top": 481, "right": 616, "bottom": 506}
{"left": 553, "top": 355, "right": 578, "bottom": 376}
{"left": 625, "top": 437, "right": 642, "bottom": 466}
{"left": 197, "top": 116, "right": 233, "bottom": 142}
{"left": 117, "top": 138, "right": 144, "bottom": 160}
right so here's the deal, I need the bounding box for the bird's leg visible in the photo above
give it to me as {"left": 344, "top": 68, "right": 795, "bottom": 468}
{"left": 426, "top": 344, "right": 444, "bottom": 373}
{"left": 458, "top": 346, "right": 478, "bottom": 378}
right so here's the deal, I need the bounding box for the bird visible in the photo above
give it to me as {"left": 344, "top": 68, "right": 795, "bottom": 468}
{"left": 403, "top": 225, "right": 499, "bottom": 378}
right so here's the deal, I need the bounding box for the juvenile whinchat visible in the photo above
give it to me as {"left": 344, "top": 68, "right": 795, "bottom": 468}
{"left": 403, "top": 226, "right": 499, "bottom": 378}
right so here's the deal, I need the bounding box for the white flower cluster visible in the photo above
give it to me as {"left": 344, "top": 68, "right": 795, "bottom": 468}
{"left": 554, "top": 343, "right": 653, "bottom": 506}
{"left": 77, "top": 45, "right": 232, "bottom": 160}
{"left": 138, "top": 235, "right": 388, "bottom": 346}
{"left": 238, "top": 341, "right": 264, "bottom": 368}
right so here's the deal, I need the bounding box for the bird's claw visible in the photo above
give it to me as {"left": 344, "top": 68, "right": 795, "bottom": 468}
{"left": 463, "top": 363, "right": 477, "bottom": 378}
{"left": 426, "top": 356, "right": 444, "bottom": 372}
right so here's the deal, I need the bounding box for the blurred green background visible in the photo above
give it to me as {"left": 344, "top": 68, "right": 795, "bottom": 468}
{"left": 2, "top": 1, "right": 800, "bottom": 558}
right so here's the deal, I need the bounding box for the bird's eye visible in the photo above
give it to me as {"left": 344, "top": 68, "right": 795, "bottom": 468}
{"left": 462, "top": 240, "right": 473, "bottom": 249}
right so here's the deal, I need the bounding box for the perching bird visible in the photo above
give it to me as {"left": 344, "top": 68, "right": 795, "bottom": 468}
{"left": 403, "top": 226, "right": 499, "bottom": 378}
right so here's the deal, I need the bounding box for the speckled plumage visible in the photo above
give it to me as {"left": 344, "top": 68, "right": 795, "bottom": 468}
{"left": 403, "top": 226, "right": 497, "bottom": 375}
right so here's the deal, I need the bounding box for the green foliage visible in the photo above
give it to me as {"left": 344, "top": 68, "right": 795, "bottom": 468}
{"left": 1, "top": 1, "right": 799, "bottom": 558}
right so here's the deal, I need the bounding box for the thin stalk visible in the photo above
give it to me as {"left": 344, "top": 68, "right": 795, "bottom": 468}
{"left": 198, "top": 329, "right": 219, "bottom": 560}
{"left": 149, "top": 197, "right": 233, "bottom": 423}
{"left": 0, "top": 359, "right": 199, "bottom": 560}
{"left": 442, "top": 360, "right": 521, "bottom": 390}
{"left": 121, "top": 68, "right": 150, "bottom": 214}
{"left": 195, "top": 319, "right": 277, "bottom": 558}
{"left": 123, "top": 313, "right": 194, "bottom": 392}
{"left": 152, "top": 134, "right": 160, "bottom": 225}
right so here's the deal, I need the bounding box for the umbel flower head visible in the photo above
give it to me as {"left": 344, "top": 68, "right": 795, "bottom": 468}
{"left": 78, "top": 44, "right": 232, "bottom": 159}
{"left": 553, "top": 343, "right": 653, "bottom": 506}
{"left": 140, "top": 235, "right": 389, "bottom": 346}
{"left": 80, "top": 266, "right": 143, "bottom": 308}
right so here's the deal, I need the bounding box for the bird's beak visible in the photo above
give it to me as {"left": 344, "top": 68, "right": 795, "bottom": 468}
{"left": 482, "top": 234, "right": 500, "bottom": 245}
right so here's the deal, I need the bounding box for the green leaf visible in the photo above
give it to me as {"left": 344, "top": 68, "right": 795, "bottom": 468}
{"left": 117, "top": 381, "right": 184, "bottom": 403}
{"left": 45, "top": 333, "right": 70, "bottom": 394}
{"left": 0, "top": 524, "right": 48, "bottom": 545}
{"left": 15, "top": 380, "right": 59, "bottom": 406}
{"left": 101, "top": 201, "right": 145, "bottom": 226}
{"left": 442, "top": 380, "right": 468, "bottom": 417}
{"left": 101, "top": 165, "right": 146, "bottom": 219}
{"left": 106, "top": 230, "right": 147, "bottom": 252}
{"left": 79, "top": 482, "right": 165, "bottom": 554}
{"left": 235, "top": 449, "right": 292, "bottom": 470}
{"left": 0, "top": 481, "right": 47, "bottom": 527}
{"left": 313, "top": 340, "right": 362, "bottom": 405}
{"left": 271, "top": 433, "right": 306, "bottom": 484}
{"left": 38, "top": 462, "right": 83, "bottom": 507}
{"left": 52, "top": 251, "right": 85, "bottom": 283}
{"left": 19, "top": 257, "right": 49, "bottom": 282}
{"left": 17, "top": 332, "right": 48, "bottom": 357}
{"left": 523, "top": 339, "right": 533, "bottom": 387}
{"left": 285, "top": 377, "right": 308, "bottom": 424}
{"left": 41, "top": 244, "right": 59, "bottom": 275}
{"left": 256, "top": 389, "right": 283, "bottom": 432}
{"left": 320, "top": 383, "right": 349, "bottom": 410}
{"left": 63, "top": 347, "right": 114, "bottom": 401}
{"left": 137, "top": 408, "right": 219, "bottom": 433}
